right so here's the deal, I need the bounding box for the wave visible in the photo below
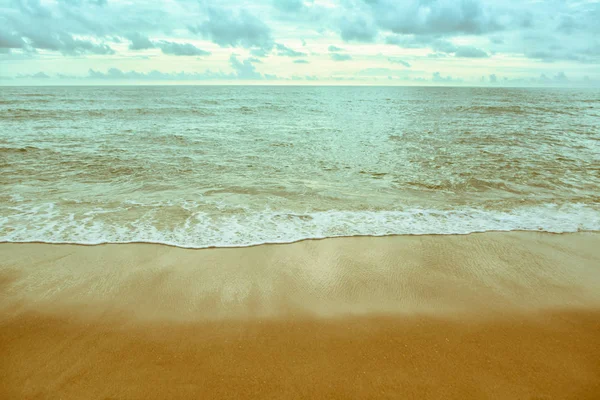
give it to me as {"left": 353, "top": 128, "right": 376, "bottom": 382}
{"left": 0, "top": 146, "right": 44, "bottom": 154}
{"left": 1, "top": 203, "right": 598, "bottom": 249}
{"left": 455, "top": 105, "right": 578, "bottom": 116}
{"left": 0, "top": 107, "right": 216, "bottom": 119}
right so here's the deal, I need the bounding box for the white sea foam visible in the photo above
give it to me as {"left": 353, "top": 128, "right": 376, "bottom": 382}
{"left": 1, "top": 203, "right": 598, "bottom": 248}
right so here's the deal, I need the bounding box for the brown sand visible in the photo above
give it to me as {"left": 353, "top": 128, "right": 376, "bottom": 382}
{"left": 1, "top": 232, "right": 600, "bottom": 399}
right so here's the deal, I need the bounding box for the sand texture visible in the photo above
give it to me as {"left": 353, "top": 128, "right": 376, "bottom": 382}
{"left": 1, "top": 232, "right": 600, "bottom": 399}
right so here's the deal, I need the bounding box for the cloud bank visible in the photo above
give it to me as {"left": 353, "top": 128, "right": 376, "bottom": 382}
{"left": 0, "top": 0, "right": 598, "bottom": 84}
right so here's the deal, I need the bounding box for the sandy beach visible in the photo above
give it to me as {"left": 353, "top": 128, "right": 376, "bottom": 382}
{"left": 1, "top": 232, "right": 600, "bottom": 399}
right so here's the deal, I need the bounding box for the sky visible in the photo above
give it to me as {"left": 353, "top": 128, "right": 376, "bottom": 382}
{"left": 1, "top": 0, "right": 599, "bottom": 85}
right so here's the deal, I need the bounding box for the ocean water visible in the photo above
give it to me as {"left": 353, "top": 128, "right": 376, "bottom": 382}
{"left": 1, "top": 86, "right": 599, "bottom": 247}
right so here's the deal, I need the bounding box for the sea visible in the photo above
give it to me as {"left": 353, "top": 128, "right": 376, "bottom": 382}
{"left": 1, "top": 85, "right": 599, "bottom": 248}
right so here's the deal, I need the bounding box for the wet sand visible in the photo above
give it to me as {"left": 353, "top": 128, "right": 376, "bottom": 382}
{"left": 1, "top": 232, "right": 600, "bottom": 399}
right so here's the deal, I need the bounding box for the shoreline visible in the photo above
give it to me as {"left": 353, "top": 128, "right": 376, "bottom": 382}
{"left": 2, "top": 231, "right": 600, "bottom": 398}
{"left": 1, "top": 228, "right": 598, "bottom": 251}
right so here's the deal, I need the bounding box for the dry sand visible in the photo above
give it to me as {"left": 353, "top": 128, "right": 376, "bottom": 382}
{"left": 1, "top": 232, "right": 600, "bottom": 399}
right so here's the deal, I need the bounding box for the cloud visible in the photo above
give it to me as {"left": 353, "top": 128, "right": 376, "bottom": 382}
{"left": 454, "top": 45, "right": 488, "bottom": 58}
{"left": 16, "top": 72, "right": 50, "bottom": 79}
{"left": 1, "top": 0, "right": 599, "bottom": 83}
{"left": 430, "top": 40, "right": 458, "bottom": 53}
{"left": 57, "top": 73, "right": 79, "bottom": 79}
{"left": 489, "top": 73, "right": 497, "bottom": 83}
{"left": 0, "top": 0, "right": 119, "bottom": 55}
{"left": 87, "top": 67, "right": 231, "bottom": 80}
{"left": 554, "top": 71, "right": 568, "bottom": 83}
{"left": 294, "top": 59, "right": 309, "bottom": 64}
{"left": 508, "top": 72, "right": 573, "bottom": 85}
{"left": 2, "top": 19, "right": 115, "bottom": 55}
{"left": 357, "top": 68, "right": 413, "bottom": 78}
{"left": 31, "top": 33, "right": 115, "bottom": 55}
{"left": 59, "top": 0, "right": 108, "bottom": 6}
{"left": 126, "top": 33, "right": 154, "bottom": 50}
{"left": 387, "top": 35, "right": 488, "bottom": 58}
{"left": 426, "top": 52, "right": 449, "bottom": 58}
{"left": 0, "top": 29, "right": 26, "bottom": 49}
{"left": 339, "top": 15, "right": 377, "bottom": 42}
{"left": 366, "top": 0, "right": 501, "bottom": 36}
{"left": 432, "top": 72, "right": 457, "bottom": 82}
{"left": 275, "top": 43, "right": 306, "bottom": 57}
{"left": 273, "top": 0, "right": 305, "bottom": 12}
{"left": 191, "top": 8, "right": 273, "bottom": 50}
{"left": 490, "top": 36, "right": 504, "bottom": 44}
{"left": 387, "top": 58, "right": 411, "bottom": 67}
{"left": 330, "top": 53, "right": 352, "bottom": 61}
{"left": 523, "top": 38, "right": 600, "bottom": 63}
{"left": 14, "top": 0, "right": 52, "bottom": 18}
{"left": 386, "top": 35, "right": 456, "bottom": 52}
{"left": 155, "top": 41, "right": 210, "bottom": 56}
{"left": 229, "top": 55, "right": 263, "bottom": 79}
{"left": 86, "top": 57, "right": 279, "bottom": 81}
{"left": 125, "top": 33, "right": 210, "bottom": 56}
{"left": 249, "top": 48, "right": 270, "bottom": 57}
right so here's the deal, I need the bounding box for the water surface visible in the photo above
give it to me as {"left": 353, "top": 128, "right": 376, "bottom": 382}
{"left": 1, "top": 86, "right": 599, "bottom": 247}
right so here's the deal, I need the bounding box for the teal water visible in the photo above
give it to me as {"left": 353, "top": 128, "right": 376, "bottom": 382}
{"left": 1, "top": 86, "right": 599, "bottom": 247}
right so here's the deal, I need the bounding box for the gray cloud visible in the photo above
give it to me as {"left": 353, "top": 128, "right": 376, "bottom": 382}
{"left": 14, "top": 0, "right": 52, "bottom": 18}
{"left": 432, "top": 72, "right": 457, "bottom": 82}
{"left": 339, "top": 15, "right": 377, "bottom": 42}
{"left": 294, "top": 59, "right": 309, "bottom": 64}
{"left": 85, "top": 57, "right": 276, "bottom": 81}
{"left": 330, "top": 53, "right": 352, "bottom": 61}
{"left": 57, "top": 73, "right": 79, "bottom": 79}
{"left": 16, "top": 71, "right": 51, "bottom": 79}
{"left": 454, "top": 45, "right": 488, "bottom": 58}
{"left": 554, "top": 71, "right": 568, "bottom": 83}
{"left": 0, "top": 30, "right": 25, "bottom": 49}
{"left": 29, "top": 32, "right": 115, "bottom": 55}
{"left": 275, "top": 43, "right": 306, "bottom": 57}
{"left": 273, "top": 0, "right": 305, "bottom": 12}
{"left": 328, "top": 45, "right": 343, "bottom": 52}
{"left": 504, "top": 72, "right": 573, "bottom": 85}
{"left": 1, "top": 0, "right": 115, "bottom": 55}
{"left": 387, "top": 58, "right": 411, "bottom": 67}
{"left": 366, "top": 0, "right": 501, "bottom": 36}
{"left": 229, "top": 55, "right": 263, "bottom": 79}
{"left": 156, "top": 41, "right": 211, "bottom": 56}
{"left": 191, "top": 8, "right": 273, "bottom": 50}
{"left": 125, "top": 33, "right": 210, "bottom": 56}
{"left": 490, "top": 36, "right": 504, "bottom": 44}
{"left": 126, "top": 33, "right": 154, "bottom": 50}
{"left": 0, "top": 27, "right": 26, "bottom": 49}
{"left": 426, "top": 53, "right": 448, "bottom": 58}
{"left": 59, "top": 0, "right": 108, "bottom": 6}
{"left": 430, "top": 39, "right": 458, "bottom": 53}
{"left": 87, "top": 67, "right": 231, "bottom": 80}
{"left": 522, "top": 36, "right": 600, "bottom": 63}
{"left": 249, "top": 48, "right": 270, "bottom": 57}
{"left": 387, "top": 34, "right": 489, "bottom": 58}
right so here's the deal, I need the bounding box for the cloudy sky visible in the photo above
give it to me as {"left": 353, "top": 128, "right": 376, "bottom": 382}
{"left": 1, "top": 0, "right": 599, "bottom": 85}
